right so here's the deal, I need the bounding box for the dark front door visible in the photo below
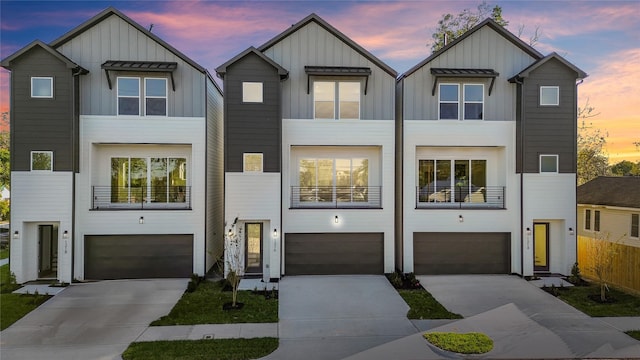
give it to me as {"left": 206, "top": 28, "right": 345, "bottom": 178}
{"left": 245, "top": 223, "right": 263, "bottom": 275}
{"left": 38, "top": 225, "right": 57, "bottom": 278}
{"left": 534, "top": 223, "right": 550, "bottom": 272}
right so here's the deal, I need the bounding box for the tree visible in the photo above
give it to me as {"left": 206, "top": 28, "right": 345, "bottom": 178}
{"left": 430, "top": 2, "right": 508, "bottom": 52}
{"left": 224, "top": 217, "right": 243, "bottom": 308}
{"left": 609, "top": 160, "right": 640, "bottom": 176}
{"left": 577, "top": 102, "right": 608, "bottom": 185}
{"left": 585, "top": 232, "right": 621, "bottom": 302}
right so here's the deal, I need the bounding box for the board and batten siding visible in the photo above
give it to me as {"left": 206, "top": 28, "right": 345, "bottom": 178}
{"left": 8, "top": 46, "right": 76, "bottom": 171}
{"left": 403, "top": 26, "right": 537, "bottom": 121}
{"left": 55, "top": 14, "right": 205, "bottom": 117}
{"left": 206, "top": 78, "right": 225, "bottom": 267}
{"left": 262, "top": 21, "right": 395, "bottom": 121}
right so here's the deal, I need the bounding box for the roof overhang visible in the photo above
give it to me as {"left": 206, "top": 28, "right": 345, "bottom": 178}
{"left": 304, "top": 66, "right": 373, "bottom": 94}
{"left": 430, "top": 68, "right": 499, "bottom": 96}
{"left": 101, "top": 60, "right": 178, "bottom": 90}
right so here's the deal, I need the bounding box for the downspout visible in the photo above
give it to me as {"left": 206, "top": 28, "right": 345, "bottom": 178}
{"left": 574, "top": 79, "right": 584, "bottom": 265}
{"left": 514, "top": 76, "right": 525, "bottom": 277}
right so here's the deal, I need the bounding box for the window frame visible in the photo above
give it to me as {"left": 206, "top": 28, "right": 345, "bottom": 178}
{"left": 117, "top": 77, "right": 141, "bottom": 116}
{"left": 438, "top": 83, "right": 460, "bottom": 120}
{"left": 631, "top": 213, "right": 639, "bottom": 238}
{"left": 31, "top": 151, "right": 53, "bottom": 171}
{"left": 539, "top": 154, "right": 559, "bottom": 173}
{"left": 242, "top": 82, "right": 264, "bottom": 103}
{"left": 594, "top": 210, "right": 601, "bottom": 232}
{"left": 31, "top": 77, "right": 53, "bottom": 98}
{"left": 243, "top": 153, "right": 264, "bottom": 173}
{"left": 585, "top": 209, "right": 591, "bottom": 230}
{"left": 144, "top": 77, "right": 168, "bottom": 116}
{"left": 540, "top": 86, "right": 559, "bottom": 106}
{"left": 313, "top": 80, "right": 361, "bottom": 120}
{"left": 463, "top": 83, "right": 484, "bottom": 120}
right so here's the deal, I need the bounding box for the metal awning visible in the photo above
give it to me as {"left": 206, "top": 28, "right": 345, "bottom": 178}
{"left": 101, "top": 60, "right": 178, "bottom": 91}
{"left": 304, "top": 66, "right": 372, "bottom": 94}
{"left": 430, "top": 68, "right": 499, "bottom": 96}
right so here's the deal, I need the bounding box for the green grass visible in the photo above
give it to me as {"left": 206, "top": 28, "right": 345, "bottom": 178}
{"left": 552, "top": 284, "right": 640, "bottom": 317}
{"left": 1, "top": 263, "right": 20, "bottom": 293}
{"left": 1, "top": 293, "right": 51, "bottom": 330}
{"left": 122, "top": 338, "right": 278, "bottom": 360}
{"left": 625, "top": 330, "right": 640, "bottom": 341}
{"left": 0, "top": 248, "right": 8, "bottom": 260}
{"left": 398, "top": 289, "right": 463, "bottom": 320}
{"left": 424, "top": 332, "right": 493, "bottom": 354}
{"left": 151, "top": 280, "right": 278, "bottom": 325}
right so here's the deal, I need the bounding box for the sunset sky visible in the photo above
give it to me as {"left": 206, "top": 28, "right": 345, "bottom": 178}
{"left": 1, "top": 0, "right": 638, "bottom": 162}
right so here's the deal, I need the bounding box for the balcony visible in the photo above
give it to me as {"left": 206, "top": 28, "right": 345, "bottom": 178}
{"left": 291, "top": 186, "right": 381, "bottom": 209}
{"left": 416, "top": 186, "right": 505, "bottom": 209}
{"left": 92, "top": 186, "right": 191, "bottom": 210}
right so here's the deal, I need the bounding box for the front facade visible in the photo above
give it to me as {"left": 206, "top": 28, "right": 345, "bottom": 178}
{"left": 2, "top": 8, "right": 224, "bottom": 283}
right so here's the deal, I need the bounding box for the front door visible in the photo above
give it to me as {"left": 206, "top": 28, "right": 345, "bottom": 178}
{"left": 533, "top": 223, "right": 549, "bottom": 272}
{"left": 245, "top": 223, "right": 263, "bottom": 275}
{"left": 38, "top": 225, "right": 57, "bottom": 278}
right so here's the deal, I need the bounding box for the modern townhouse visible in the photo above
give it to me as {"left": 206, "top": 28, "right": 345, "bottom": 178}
{"left": 397, "top": 19, "right": 587, "bottom": 276}
{"left": 216, "top": 14, "right": 398, "bottom": 280}
{"left": 1, "top": 7, "right": 224, "bottom": 283}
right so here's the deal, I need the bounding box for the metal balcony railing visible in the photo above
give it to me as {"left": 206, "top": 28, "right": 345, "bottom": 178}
{"left": 92, "top": 186, "right": 191, "bottom": 210}
{"left": 416, "top": 186, "right": 505, "bottom": 209}
{"left": 291, "top": 186, "right": 382, "bottom": 209}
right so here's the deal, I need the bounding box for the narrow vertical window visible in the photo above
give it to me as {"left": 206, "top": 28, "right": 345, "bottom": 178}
{"left": 439, "top": 84, "right": 459, "bottom": 119}
{"left": 145, "top": 78, "right": 167, "bottom": 116}
{"left": 338, "top": 82, "right": 360, "bottom": 119}
{"left": 463, "top": 84, "right": 484, "bottom": 120}
{"left": 242, "top": 82, "right": 263, "bottom": 103}
{"left": 117, "top": 77, "right": 140, "bottom": 115}
{"left": 540, "top": 86, "right": 559, "bottom": 106}
{"left": 585, "top": 209, "right": 591, "bottom": 230}
{"left": 31, "top": 77, "right": 53, "bottom": 98}
{"left": 594, "top": 210, "right": 600, "bottom": 231}
{"left": 243, "top": 153, "right": 263, "bottom": 172}
{"left": 631, "top": 214, "right": 639, "bottom": 238}
{"left": 31, "top": 151, "right": 53, "bottom": 171}
{"left": 540, "top": 154, "right": 559, "bottom": 173}
{"left": 314, "top": 81, "right": 335, "bottom": 119}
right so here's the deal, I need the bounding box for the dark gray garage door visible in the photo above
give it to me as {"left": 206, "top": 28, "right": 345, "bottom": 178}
{"left": 85, "top": 234, "right": 193, "bottom": 279}
{"left": 285, "top": 233, "right": 384, "bottom": 275}
{"left": 414, "top": 232, "right": 510, "bottom": 274}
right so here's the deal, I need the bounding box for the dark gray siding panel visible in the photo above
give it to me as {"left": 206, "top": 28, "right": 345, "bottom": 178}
{"left": 224, "top": 52, "right": 281, "bottom": 173}
{"left": 285, "top": 233, "right": 384, "bottom": 275}
{"left": 10, "top": 46, "right": 75, "bottom": 171}
{"left": 414, "top": 232, "right": 510, "bottom": 274}
{"left": 85, "top": 234, "right": 193, "bottom": 279}
{"left": 520, "top": 58, "right": 578, "bottom": 173}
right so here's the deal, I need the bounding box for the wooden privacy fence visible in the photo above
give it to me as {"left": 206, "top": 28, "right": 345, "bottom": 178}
{"left": 577, "top": 236, "right": 640, "bottom": 294}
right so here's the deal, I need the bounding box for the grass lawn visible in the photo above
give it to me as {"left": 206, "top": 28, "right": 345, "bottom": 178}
{"left": 626, "top": 330, "right": 640, "bottom": 341}
{"left": 0, "top": 248, "right": 8, "bottom": 259}
{"left": 424, "top": 332, "right": 493, "bottom": 354}
{"left": 152, "top": 280, "right": 278, "bottom": 325}
{"left": 551, "top": 284, "right": 640, "bottom": 317}
{"left": 1, "top": 264, "right": 51, "bottom": 330}
{"left": 122, "top": 338, "right": 278, "bottom": 360}
{"left": 398, "top": 289, "right": 463, "bottom": 320}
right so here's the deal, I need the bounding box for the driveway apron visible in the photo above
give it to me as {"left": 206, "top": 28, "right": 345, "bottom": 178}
{"left": 263, "top": 275, "right": 418, "bottom": 360}
{"left": 0, "top": 279, "right": 187, "bottom": 360}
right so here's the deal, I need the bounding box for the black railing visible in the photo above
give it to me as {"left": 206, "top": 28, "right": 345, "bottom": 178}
{"left": 92, "top": 186, "right": 191, "bottom": 210}
{"left": 416, "top": 186, "right": 505, "bottom": 209}
{"left": 291, "top": 186, "right": 381, "bottom": 209}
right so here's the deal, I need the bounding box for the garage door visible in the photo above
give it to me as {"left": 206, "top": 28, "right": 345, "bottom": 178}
{"left": 285, "top": 233, "right": 384, "bottom": 275}
{"left": 85, "top": 234, "right": 193, "bottom": 279}
{"left": 414, "top": 232, "right": 510, "bottom": 274}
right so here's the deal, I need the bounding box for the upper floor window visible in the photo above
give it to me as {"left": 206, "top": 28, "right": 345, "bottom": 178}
{"left": 242, "top": 82, "right": 263, "bottom": 103}
{"left": 439, "top": 84, "right": 459, "bottom": 119}
{"left": 585, "top": 209, "right": 591, "bottom": 230}
{"left": 145, "top": 78, "right": 167, "bottom": 116}
{"left": 31, "top": 77, "right": 53, "bottom": 98}
{"left": 298, "top": 157, "right": 369, "bottom": 203}
{"left": 594, "top": 210, "right": 601, "bottom": 231}
{"left": 118, "top": 77, "right": 140, "bottom": 115}
{"left": 439, "top": 83, "right": 484, "bottom": 120}
{"left": 243, "top": 153, "right": 263, "bottom": 172}
{"left": 464, "top": 84, "right": 484, "bottom": 120}
{"left": 111, "top": 156, "right": 187, "bottom": 204}
{"left": 314, "top": 81, "right": 360, "bottom": 120}
{"left": 540, "top": 86, "right": 559, "bottom": 106}
{"left": 118, "top": 77, "right": 167, "bottom": 116}
{"left": 31, "top": 151, "right": 53, "bottom": 171}
{"left": 540, "top": 154, "right": 558, "bottom": 173}
{"left": 631, "top": 213, "right": 639, "bottom": 238}
{"left": 418, "top": 159, "right": 488, "bottom": 204}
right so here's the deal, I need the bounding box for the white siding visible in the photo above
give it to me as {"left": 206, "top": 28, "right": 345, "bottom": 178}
{"left": 10, "top": 172, "right": 73, "bottom": 283}
{"left": 578, "top": 206, "right": 640, "bottom": 248}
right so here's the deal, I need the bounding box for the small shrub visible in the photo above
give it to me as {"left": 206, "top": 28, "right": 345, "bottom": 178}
{"left": 387, "top": 271, "right": 403, "bottom": 289}
{"left": 568, "top": 262, "right": 584, "bottom": 285}
{"left": 424, "top": 332, "right": 493, "bottom": 354}
{"left": 186, "top": 273, "right": 203, "bottom": 293}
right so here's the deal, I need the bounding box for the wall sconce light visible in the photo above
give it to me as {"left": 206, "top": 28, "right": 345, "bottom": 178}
{"left": 334, "top": 215, "right": 339, "bottom": 224}
{"left": 526, "top": 227, "right": 531, "bottom": 236}
{"left": 63, "top": 230, "right": 69, "bottom": 239}
{"left": 139, "top": 216, "right": 144, "bottom": 224}
{"left": 13, "top": 230, "right": 19, "bottom": 239}
{"left": 273, "top": 229, "right": 278, "bottom": 238}
{"left": 569, "top": 227, "right": 574, "bottom": 236}
{"left": 458, "top": 215, "right": 464, "bottom": 223}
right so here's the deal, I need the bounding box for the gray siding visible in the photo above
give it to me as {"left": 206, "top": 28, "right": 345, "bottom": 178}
{"left": 262, "top": 21, "right": 395, "bottom": 120}
{"left": 224, "top": 53, "right": 282, "bottom": 172}
{"left": 206, "top": 77, "right": 225, "bottom": 268}
{"left": 394, "top": 79, "right": 404, "bottom": 271}
{"left": 403, "top": 26, "right": 537, "bottom": 121}
{"left": 55, "top": 14, "right": 205, "bottom": 117}
{"left": 9, "top": 46, "right": 76, "bottom": 171}
{"left": 518, "top": 58, "right": 579, "bottom": 173}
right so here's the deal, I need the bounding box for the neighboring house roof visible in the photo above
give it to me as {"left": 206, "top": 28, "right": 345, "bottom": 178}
{"left": 257, "top": 13, "right": 397, "bottom": 78}
{"left": 577, "top": 176, "right": 640, "bottom": 209}
{"left": 400, "top": 18, "right": 543, "bottom": 80}
{"left": 509, "top": 52, "right": 588, "bottom": 82}
{"left": 215, "top": 47, "right": 289, "bottom": 79}
{"left": 1, "top": 39, "right": 88, "bottom": 74}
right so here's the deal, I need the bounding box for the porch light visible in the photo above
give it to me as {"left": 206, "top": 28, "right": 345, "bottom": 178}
{"left": 526, "top": 228, "right": 531, "bottom": 236}
{"left": 13, "top": 230, "right": 19, "bottom": 239}
{"left": 273, "top": 229, "right": 278, "bottom": 238}
{"left": 334, "top": 215, "right": 339, "bottom": 224}
{"left": 569, "top": 227, "right": 574, "bottom": 236}
{"left": 458, "top": 215, "right": 463, "bottom": 223}
{"left": 139, "top": 216, "right": 144, "bottom": 224}
{"left": 63, "top": 230, "right": 69, "bottom": 239}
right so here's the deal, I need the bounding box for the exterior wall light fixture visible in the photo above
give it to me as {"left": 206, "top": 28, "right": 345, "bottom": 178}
{"left": 63, "top": 230, "right": 69, "bottom": 239}
{"left": 273, "top": 228, "right": 278, "bottom": 238}
{"left": 334, "top": 215, "right": 339, "bottom": 224}
{"left": 458, "top": 215, "right": 463, "bottom": 222}
{"left": 13, "top": 230, "right": 19, "bottom": 239}
{"left": 139, "top": 216, "right": 144, "bottom": 224}
{"left": 526, "top": 227, "right": 531, "bottom": 236}
{"left": 569, "top": 227, "right": 574, "bottom": 236}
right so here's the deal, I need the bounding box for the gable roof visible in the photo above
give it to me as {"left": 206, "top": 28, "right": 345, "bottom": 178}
{"left": 1, "top": 40, "right": 88, "bottom": 74}
{"left": 257, "top": 13, "right": 397, "bottom": 78}
{"left": 401, "top": 18, "right": 543, "bottom": 80}
{"left": 49, "top": 7, "right": 206, "bottom": 74}
{"left": 577, "top": 176, "right": 640, "bottom": 209}
{"left": 215, "top": 47, "right": 289, "bottom": 79}
{"left": 509, "top": 52, "right": 588, "bottom": 82}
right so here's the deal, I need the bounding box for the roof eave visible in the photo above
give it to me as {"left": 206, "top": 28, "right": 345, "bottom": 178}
{"left": 1, "top": 39, "right": 88, "bottom": 74}
{"left": 215, "top": 46, "right": 289, "bottom": 80}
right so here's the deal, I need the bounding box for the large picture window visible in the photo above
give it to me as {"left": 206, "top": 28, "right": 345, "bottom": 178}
{"left": 314, "top": 81, "right": 360, "bottom": 119}
{"left": 418, "top": 159, "right": 487, "bottom": 203}
{"left": 298, "top": 158, "right": 368, "bottom": 203}
{"left": 111, "top": 157, "right": 187, "bottom": 204}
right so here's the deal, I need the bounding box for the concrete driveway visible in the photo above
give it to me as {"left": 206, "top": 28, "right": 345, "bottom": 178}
{"left": 263, "top": 275, "right": 418, "bottom": 360}
{"left": 0, "top": 279, "right": 187, "bottom": 360}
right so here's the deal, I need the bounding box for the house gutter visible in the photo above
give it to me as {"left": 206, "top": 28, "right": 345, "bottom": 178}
{"left": 514, "top": 76, "right": 525, "bottom": 277}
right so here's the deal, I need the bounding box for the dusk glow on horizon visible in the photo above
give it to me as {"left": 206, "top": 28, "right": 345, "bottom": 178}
{"left": 1, "top": 0, "right": 638, "bottom": 162}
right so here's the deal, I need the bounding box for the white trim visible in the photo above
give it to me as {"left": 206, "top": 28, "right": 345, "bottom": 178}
{"left": 313, "top": 80, "right": 361, "bottom": 120}
{"left": 30, "top": 151, "right": 53, "bottom": 171}
{"left": 463, "top": 83, "right": 484, "bottom": 120}
{"left": 540, "top": 86, "right": 559, "bottom": 106}
{"left": 243, "top": 153, "right": 264, "bottom": 173}
{"left": 438, "top": 83, "right": 459, "bottom": 120}
{"left": 539, "top": 154, "right": 559, "bottom": 173}
{"left": 242, "top": 82, "right": 264, "bottom": 103}
{"left": 144, "top": 78, "right": 168, "bottom": 116}
{"left": 31, "top": 77, "right": 53, "bottom": 98}
{"left": 117, "top": 77, "right": 140, "bottom": 116}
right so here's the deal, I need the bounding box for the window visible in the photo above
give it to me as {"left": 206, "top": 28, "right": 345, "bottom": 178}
{"left": 110, "top": 157, "right": 187, "bottom": 204}
{"left": 31, "top": 77, "right": 53, "bottom": 98}
{"left": 418, "top": 159, "right": 486, "bottom": 203}
{"left": 313, "top": 81, "right": 360, "bottom": 119}
{"left": 31, "top": 151, "right": 53, "bottom": 171}
{"left": 298, "top": 158, "right": 368, "bottom": 203}
{"left": 439, "top": 83, "right": 484, "bottom": 120}
{"left": 243, "top": 153, "right": 263, "bottom": 172}
{"left": 118, "top": 77, "right": 140, "bottom": 115}
{"left": 242, "top": 82, "right": 263, "bottom": 103}
{"left": 439, "top": 84, "right": 459, "bottom": 120}
{"left": 585, "top": 209, "right": 591, "bottom": 230}
{"left": 631, "top": 214, "right": 639, "bottom": 238}
{"left": 594, "top": 210, "right": 600, "bottom": 231}
{"left": 540, "top": 86, "right": 559, "bottom": 106}
{"left": 145, "top": 78, "right": 167, "bottom": 116}
{"left": 540, "top": 154, "right": 558, "bottom": 173}
{"left": 463, "top": 84, "right": 484, "bottom": 120}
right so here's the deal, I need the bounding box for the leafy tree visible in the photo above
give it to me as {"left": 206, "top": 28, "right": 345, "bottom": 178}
{"left": 577, "top": 103, "right": 608, "bottom": 185}
{"left": 609, "top": 160, "right": 640, "bottom": 176}
{"left": 430, "top": 2, "right": 508, "bottom": 52}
